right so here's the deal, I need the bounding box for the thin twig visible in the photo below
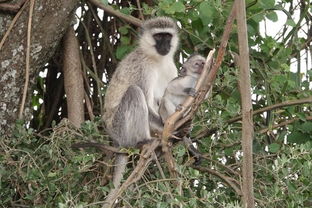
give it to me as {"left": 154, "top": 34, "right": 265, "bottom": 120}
{"left": 84, "top": 92, "right": 95, "bottom": 120}
{"left": 135, "top": 0, "right": 144, "bottom": 20}
{"left": 191, "top": 165, "right": 242, "bottom": 196}
{"left": 228, "top": 96, "right": 312, "bottom": 124}
{"left": 71, "top": 142, "right": 122, "bottom": 154}
{"left": 195, "top": 97, "right": 312, "bottom": 139}
{"left": 18, "top": 0, "right": 35, "bottom": 119}
{"left": 258, "top": 115, "right": 312, "bottom": 134}
{"left": 80, "top": 20, "right": 103, "bottom": 114}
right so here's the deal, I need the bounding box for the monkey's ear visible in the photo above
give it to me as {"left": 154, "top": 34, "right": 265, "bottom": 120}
{"left": 180, "top": 67, "right": 187, "bottom": 76}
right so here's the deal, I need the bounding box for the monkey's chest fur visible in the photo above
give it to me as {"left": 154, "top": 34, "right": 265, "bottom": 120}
{"left": 103, "top": 48, "right": 177, "bottom": 131}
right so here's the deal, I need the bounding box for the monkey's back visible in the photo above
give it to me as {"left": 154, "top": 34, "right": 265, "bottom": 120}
{"left": 103, "top": 48, "right": 151, "bottom": 129}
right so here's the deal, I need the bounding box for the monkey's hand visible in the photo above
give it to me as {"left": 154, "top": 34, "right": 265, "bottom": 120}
{"left": 184, "top": 87, "right": 197, "bottom": 97}
{"left": 176, "top": 104, "right": 183, "bottom": 111}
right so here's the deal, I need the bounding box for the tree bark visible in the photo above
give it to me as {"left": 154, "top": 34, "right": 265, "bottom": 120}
{"left": 63, "top": 27, "right": 85, "bottom": 128}
{"left": 236, "top": 0, "right": 255, "bottom": 207}
{"left": 0, "top": 0, "right": 79, "bottom": 136}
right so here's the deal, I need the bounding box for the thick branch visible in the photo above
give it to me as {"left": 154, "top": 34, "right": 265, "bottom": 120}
{"left": 87, "top": 0, "right": 142, "bottom": 26}
{"left": 0, "top": 0, "right": 27, "bottom": 13}
{"left": 63, "top": 28, "right": 85, "bottom": 127}
{"left": 236, "top": 0, "right": 255, "bottom": 207}
{"left": 0, "top": 0, "right": 79, "bottom": 135}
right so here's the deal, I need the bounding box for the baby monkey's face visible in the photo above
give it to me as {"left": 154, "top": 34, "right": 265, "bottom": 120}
{"left": 183, "top": 55, "right": 205, "bottom": 77}
{"left": 191, "top": 58, "right": 205, "bottom": 74}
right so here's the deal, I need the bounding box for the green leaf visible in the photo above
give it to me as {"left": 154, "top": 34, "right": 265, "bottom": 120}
{"left": 100, "top": 0, "right": 108, "bottom": 5}
{"left": 266, "top": 11, "right": 278, "bottom": 22}
{"left": 288, "top": 131, "right": 310, "bottom": 144}
{"left": 286, "top": 18, "right": 296, "bottom": 27}
{"left": 48, "top": 172, "right": 57, "bottom": 177}
{"left": 120, "top": 36, "right": 130, "bottom": 44}
{"left": 259, "top": 0, "right": 275, "bottom": 9}
{"left": 118, "top": 26, "right": 129, "bottom": 35}
{"left": 298, "top": 122, "right": 312, "bottom": 133}
{"left": 169, "top": 2, "right": 185, "bottom": 13}
{"left": 116, "top": 45, "right": 132, "bottom": 60}
{"left": 287, "top": 182, "right": 296, "bottom": 193}
{"left": 120, "top": 7, "right": 131, "bottom": 15}
{"left": 252, "top": 13, "right": 265, "bottom": 22}
{"left": 199, "top": 2, "right": 214, "bottom": 18}
{"left": 307, "top": 69, "right": 312, "bottom": 78}
{"left": 268, "top": 143, "right": 280, "bottom": 153}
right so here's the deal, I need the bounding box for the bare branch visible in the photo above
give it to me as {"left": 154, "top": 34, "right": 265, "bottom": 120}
{"left": 0, "top": 0, "right": 27, "bottom": 13}
{"left": 258, "top": 115, "right": 312, "bottom": 134}
{"left": 63, "top": 28, "right": 85, "bottom": 127}
{"left": 191, "top": 165, "right": 242, "bottom": 196}
{"left": 236, "top": 0, "right": 255, "bottom": 206}
{"left": 87, "top": 0, "right": 142, "bottom": 26}
{"left": 71, "top": 142, "right": 122, "bottom": 154}
{"left": 195, "top": 97, "right": 312, "bottom": 139}
{"left": 18, "top": 0, "right": 35, "bottom": 119}
{"left": 228, "top": 96, "right": 312, "bottom": 124}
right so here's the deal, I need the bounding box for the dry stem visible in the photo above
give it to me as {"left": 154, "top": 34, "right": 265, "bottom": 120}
{"left": 18, "top": 0, "right": 35, "bottom": 119}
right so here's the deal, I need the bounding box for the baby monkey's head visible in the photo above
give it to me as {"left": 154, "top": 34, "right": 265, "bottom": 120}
{"left": 180, "top": 54, "right": 205, "bottom": 77}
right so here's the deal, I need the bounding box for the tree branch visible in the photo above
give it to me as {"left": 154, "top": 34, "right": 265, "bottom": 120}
{"left": 236, "top": 0, "right": 255, "bottom": 206}
{"left": 18, "top": 0, "right": 35, "bottom": 119}
{"left": 258, "top": 115, "right": 312, "bottom": 134}
{"left": 87, "top": 0, "right": 142, "bottom": 26}
{"left": 195, "top": 97, "right": 312, "bottom": 139}
{"left": 228, "top": 96, "right": 312, "bottom": 124}
{"left": 191, "top": 165, "right": 242, "bottom": 196}
{"left": 63, "top": 27, "right": 85, "bottom": 127}
{"left": 0, "top": 0, "right": 27, "bottom": 13}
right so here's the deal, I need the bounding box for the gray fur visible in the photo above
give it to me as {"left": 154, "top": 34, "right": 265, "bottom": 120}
{"left": 141, "top": 16, "right": 178, "bottom": 32}
{"left": 159, "top": 54, "right": 205, "bottom": 123}
{"left": 102, "top": 17, "right": 179, "bottom": 204}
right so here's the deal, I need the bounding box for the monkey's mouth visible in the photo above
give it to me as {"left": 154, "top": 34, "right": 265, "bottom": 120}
{"left": 155, "top": 45, "right": 170, "bottom": 56}
{"left": 196, "top": 67, "right": 204, "bottom": 74}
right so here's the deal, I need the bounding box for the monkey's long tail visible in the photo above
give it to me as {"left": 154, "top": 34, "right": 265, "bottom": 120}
{"left": 103, "top": 154, "right": 128, "bottom": 208}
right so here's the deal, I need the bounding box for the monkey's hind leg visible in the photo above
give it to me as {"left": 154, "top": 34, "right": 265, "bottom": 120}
{"left": 113, "top": 85, "right": 152, "bottom": 147}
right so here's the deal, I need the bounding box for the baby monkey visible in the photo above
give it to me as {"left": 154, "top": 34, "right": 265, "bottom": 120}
{"left": 159, "top": 54, "right": 206, "bottom": 122}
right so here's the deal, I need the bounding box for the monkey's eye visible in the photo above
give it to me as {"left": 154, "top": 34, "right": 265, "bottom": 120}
{"left": 153, "top": 33, "right": 172, "bottom": 41}
{"left": 165, "top": 33, "right": 172, "bottom": 39}
{"left": 153, "top": 34, "right": 162, "bottom": 41}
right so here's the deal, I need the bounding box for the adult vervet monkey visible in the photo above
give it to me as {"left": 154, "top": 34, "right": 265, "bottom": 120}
{"left": 103, "top": 17, "right": 179, "bottom": 194}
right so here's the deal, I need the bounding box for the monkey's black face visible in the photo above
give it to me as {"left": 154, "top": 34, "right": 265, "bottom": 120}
{"left": 153, "top": 33, "right": 172, "bottom": 56}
